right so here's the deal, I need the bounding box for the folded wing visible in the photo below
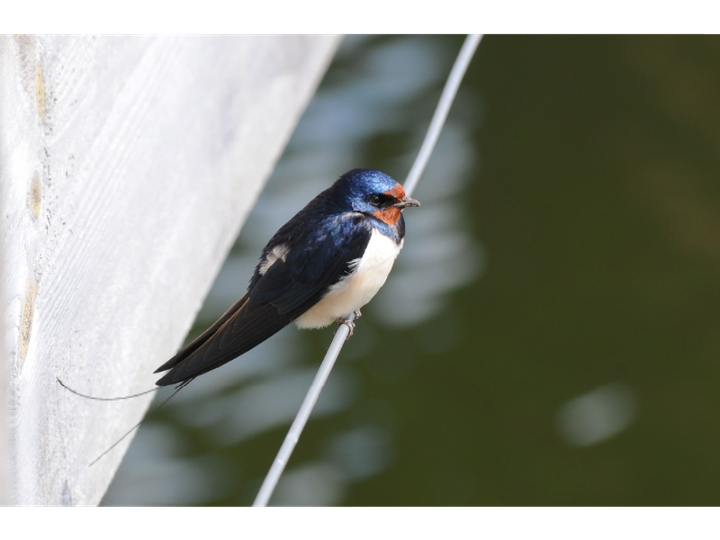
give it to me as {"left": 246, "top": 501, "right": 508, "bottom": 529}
{"left": 155, "top": 215, "right": 372, "bottom": 386}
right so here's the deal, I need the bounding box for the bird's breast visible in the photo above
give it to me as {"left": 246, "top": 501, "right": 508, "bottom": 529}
{"left": 295, "top": 228, "right": 402, "bottom": 329}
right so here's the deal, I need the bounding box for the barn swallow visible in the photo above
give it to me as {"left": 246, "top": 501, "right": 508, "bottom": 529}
{"left": 154, "top": 169, "right": 420, "bottom": 386}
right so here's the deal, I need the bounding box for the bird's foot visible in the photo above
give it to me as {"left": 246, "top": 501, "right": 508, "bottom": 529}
{"left": 336, "top": 311, "right": 362, "bottom": 340}
{"left": 336, "top": 317, "right": 356, "bottom": 339}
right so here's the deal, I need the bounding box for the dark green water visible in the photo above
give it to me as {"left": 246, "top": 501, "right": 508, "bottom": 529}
{"left": 105, "top": 35, "right": 720, "bottom": 506}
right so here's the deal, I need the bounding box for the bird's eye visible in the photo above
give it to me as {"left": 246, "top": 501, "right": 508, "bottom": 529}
{"left": 369, "top": 194, "right": 383, "bottom": 206}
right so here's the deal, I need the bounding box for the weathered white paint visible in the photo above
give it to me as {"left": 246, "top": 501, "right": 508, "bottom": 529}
{"left": 0, "top": 35, "right": 339, "bottom": 505}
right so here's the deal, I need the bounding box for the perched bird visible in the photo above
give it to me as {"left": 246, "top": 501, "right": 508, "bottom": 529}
{"left": 154, "top": 169, "right": 420, "bottom": 386}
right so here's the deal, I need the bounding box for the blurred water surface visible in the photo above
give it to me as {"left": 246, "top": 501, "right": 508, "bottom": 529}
{"left": 105, "top": 35, "right": 720, "bottom": 506}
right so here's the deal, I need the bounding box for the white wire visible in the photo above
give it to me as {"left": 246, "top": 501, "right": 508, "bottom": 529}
{"left": 403, "top": 34, "right": 482, "bottom": 197}
{"left": 252, "top": 34, "right": 483, "bottom": 508}
{"left": 253, "top": 313, "right": 355, "bottom": 507}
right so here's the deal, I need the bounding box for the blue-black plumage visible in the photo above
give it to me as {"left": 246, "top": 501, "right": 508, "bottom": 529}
{"left": 154, "top": 169, "right": 420, "bottom": 386}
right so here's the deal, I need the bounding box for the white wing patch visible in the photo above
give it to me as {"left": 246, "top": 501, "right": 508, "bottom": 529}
{"left": 295, "top": 229, "right": 402, "bottom": 329}
{"left": 258, "top": 244, "right": 290, "bottom": 275}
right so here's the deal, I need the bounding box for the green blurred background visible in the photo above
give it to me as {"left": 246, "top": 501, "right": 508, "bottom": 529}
{"left": 104, "top": 35, "right": 720, "bottom": 506}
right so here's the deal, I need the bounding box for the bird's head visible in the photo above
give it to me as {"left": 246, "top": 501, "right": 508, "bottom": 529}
{"left": 335, "top": 169, "right": 421, "bottom": 226}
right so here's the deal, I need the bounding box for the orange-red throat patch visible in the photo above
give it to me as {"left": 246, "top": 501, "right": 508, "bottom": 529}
{"left": 373, "top": 184, "right": 406, "bottom": 225}
{"left": 373, "top": 207, "right": 402, "bottom": 225}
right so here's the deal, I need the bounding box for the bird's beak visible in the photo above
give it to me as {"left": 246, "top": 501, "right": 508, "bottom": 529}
{"left": 394, "top": 196, "right": 421, "bottom": 209}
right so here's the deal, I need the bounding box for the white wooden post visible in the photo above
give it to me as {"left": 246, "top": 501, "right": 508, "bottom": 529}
{"left": 0, "top": 35, "right": 339, "bottom": 506}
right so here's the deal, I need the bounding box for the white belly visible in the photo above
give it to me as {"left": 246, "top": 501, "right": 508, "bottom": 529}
{"left": 295, "top": 229, "right": 402, "bottom": 329}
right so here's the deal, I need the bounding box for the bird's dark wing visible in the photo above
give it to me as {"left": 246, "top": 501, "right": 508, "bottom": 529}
{"left": 154, "top": 296, "right": 295, "bottom": 385}
{"left": 154, "top": 214, "right": 372, "bottom": 386}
